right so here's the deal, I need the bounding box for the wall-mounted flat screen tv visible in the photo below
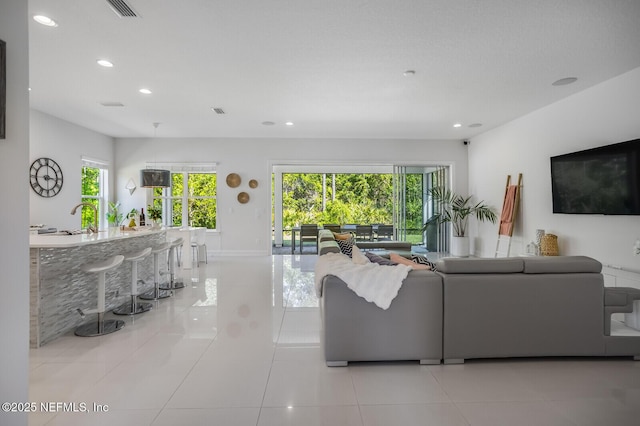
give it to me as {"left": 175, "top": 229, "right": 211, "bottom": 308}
{"left": 550, "top": 139, "right": 640, "bottom": 215}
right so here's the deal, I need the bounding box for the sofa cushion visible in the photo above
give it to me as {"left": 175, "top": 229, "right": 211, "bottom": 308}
{"left": 522, "top": 256, "right": 602, "bottom": 274}
{"left": 604, "top": 287, "right": 640, "bottom": 306}
{"left": 319, "top": 240, "right": 340, "bottom": 255}
{"left": 435, "top": 257, "right": 524, "bottom": 274}
{"left": 318, "top": 229, "right": 335, "bottom": 242}
{"left": 364, "top": 251, "right": 397, "bottom": 266}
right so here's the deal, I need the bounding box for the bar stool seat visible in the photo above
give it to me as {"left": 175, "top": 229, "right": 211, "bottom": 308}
{"left": 191, "top": 229, "right": 208, "bottom": 267}
{"left": 160, "top": 238, "right": 185, "bottom": 290}
{"left": 139, "top": 242, "right": 172, "bottom": 300}
{"left": 113, "top": 247, "right": 153, "bottom": 315}
{"left": 75, "top": 255, "right": 125, "bottom": 337}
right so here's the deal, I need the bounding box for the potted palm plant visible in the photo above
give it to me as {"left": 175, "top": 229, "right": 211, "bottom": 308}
{"left": 422, "top": 187, "right": 497, "bottom": 257}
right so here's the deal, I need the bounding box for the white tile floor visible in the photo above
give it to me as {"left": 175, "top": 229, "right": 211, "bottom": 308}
{"left": 29, "top": 255, "right": 640, "bottom": 426}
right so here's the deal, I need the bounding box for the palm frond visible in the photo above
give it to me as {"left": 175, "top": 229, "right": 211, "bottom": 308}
{"left": 423, "top": 186, "right": 497, "bottom": 237}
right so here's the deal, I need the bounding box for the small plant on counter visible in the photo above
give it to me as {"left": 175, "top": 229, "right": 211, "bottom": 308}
{"left": 147, "top": 205, "right": 162, "bottom": 222}
{"left": 106, "top": 202, "right": 124, "bottom": 226}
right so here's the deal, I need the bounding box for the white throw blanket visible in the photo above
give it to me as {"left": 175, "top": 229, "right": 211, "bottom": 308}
{"left": 314, "top": 252, "right": 412, "bottom": 310}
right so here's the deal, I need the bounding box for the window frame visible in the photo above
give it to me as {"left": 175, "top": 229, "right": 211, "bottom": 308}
{"left": 81, "top": 157, "right": 109, "bottom": 230}
{"left": 149, "top": 163, "right": 217, "bottom": 230}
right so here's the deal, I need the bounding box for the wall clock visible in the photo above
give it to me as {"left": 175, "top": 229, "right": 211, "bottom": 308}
{"left": 30, "top": 157, "right": 63, "bottom": 197}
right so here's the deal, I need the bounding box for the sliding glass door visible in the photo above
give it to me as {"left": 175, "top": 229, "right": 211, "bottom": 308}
{"left": 393, "top": 165, "right": 449, "bottom": 251}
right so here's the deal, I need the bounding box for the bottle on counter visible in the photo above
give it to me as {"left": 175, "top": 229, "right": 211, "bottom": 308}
{"left": 140, "top": 208, "right": 146, "bottom": 226}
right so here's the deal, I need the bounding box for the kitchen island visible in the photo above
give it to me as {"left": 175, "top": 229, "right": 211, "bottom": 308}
{"left": 30, "top": 228, "right": 167, "bottom": 347}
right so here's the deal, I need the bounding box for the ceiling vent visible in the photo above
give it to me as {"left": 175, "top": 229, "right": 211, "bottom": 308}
{"left": 106, "top": 0, "right": 139, "bottom": 17}
{"left": 212, "top": 107, "right": 226, "bottom": 115}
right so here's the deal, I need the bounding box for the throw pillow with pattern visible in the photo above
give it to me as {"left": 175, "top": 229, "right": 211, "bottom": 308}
{"left": 411, "top": 254, "right": 437, "bottom": 271}
{"left": 337, "top": 237, "right": 355, "bottom": 257}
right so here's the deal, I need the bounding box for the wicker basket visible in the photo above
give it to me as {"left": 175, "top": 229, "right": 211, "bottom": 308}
{"left": 540, "top": 234, "right": 559, "bottom": 256}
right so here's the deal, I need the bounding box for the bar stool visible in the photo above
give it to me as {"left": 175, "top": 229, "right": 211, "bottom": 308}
{"left": 139, "top": 242, "right": 172, "bottom": 300}
{"left": 191, "top": 229, "right": 208, "bottom": 267}
{"left": 75, "top": 255, "right": 125, "bottom": 337}
{"left": 113, "top": 247, "right": 153, "bottom": 315}
{"left": 160, "top": 238, "right": 185, "bottom": 290}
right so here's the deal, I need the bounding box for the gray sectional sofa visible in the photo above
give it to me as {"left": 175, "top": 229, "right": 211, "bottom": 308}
{"left": 316, "top": 233, "right": 640, "bottom": 366}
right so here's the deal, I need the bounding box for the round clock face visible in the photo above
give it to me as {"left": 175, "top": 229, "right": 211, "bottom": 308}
{"left": 30, "top": 157, "right": 63, "bottom": 197}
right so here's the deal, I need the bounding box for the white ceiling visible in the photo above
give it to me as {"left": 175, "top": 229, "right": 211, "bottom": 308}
{"left": 27, "top": 0, "right": 640, "bottom": 140}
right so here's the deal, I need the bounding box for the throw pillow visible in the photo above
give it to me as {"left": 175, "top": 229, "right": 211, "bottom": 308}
{"left": 337, "top": 237, "right": 355, "bottom": 257}
{"left": 389, "top": 252, "right": 430, "bottom": 270}
{"left": 365, "top": 251, "right": 398, "bottom": 266}
{"left": 351, "top": 245, "right": 370, "bottom": 265}
{"left": 411, "top": 254, "right": 437, "bottom": 271}
{"left": 333, "top": 232, "right": 352, "bottom": 241}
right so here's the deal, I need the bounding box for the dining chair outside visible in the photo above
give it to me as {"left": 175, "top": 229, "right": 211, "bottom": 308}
{"left": 376, "top": 224, "right": 394, "bottom": 240}
{"left": 355, "top": 225, "right": 373, "bottom": 241}
{"left": 323, "top": 224, "right": 341, "bottom": 233}
{"left": 300, "top": 224, "right": 319, "bottom": 253}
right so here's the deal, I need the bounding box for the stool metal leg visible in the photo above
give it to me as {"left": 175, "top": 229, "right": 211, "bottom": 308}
{"left": 75, "top": 270, "right": 125, "bottom": 337}
{"left": 160, "top": 246, "right": 184, "bottom": 290}
{"left": 139, "top": 252, "right": 172, "bottom": 300}
{"left": 114, "top": 260, "right": 153, "bottom": 315}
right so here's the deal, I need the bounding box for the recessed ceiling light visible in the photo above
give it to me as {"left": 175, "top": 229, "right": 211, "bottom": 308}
{"left": 100, "top": 102, "right": 124, "bottom": 107}
{"left": 403, "top": 70, "right": 416, "bottom": 77}
{"left": 453, "top": 123, "right": 462, "bottom": 128}
{"left": 552, "top": 77, "right": 578, "bottom": 86}
{"left": 33, "top": 15, "right": 58, "bottom": 27}
{"left": 97, "top": 59, "right": 114, "bottom": 68}
{"left": 285, "top": 122, "right": 294, "bottom": 126}
{"left": 139, "top": 88, "right": 152, "bottom": 95}
{"left": 468, "top": 123, "right": 483, "bottom": 128}
{"left": 262, "top": 121, "right": 275, "bottom": 126}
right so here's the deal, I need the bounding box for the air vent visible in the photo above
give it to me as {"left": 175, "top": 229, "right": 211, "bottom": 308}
{"left": 211, "top": 107, "right": 226, "bottom": 115}
{"left": 106, "top": 0, "right": 139, "bottom": 17}
{"left": 100, "top": 102, "right": 125, "bottom": 107}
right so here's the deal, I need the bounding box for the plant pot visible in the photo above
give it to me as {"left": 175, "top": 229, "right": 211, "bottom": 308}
{"left": 450, "top": 236, "right": 470, "bottom": 257}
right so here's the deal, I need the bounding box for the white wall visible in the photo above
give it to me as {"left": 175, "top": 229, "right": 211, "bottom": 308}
{"left": 0, "top": 1, "right": 30, "bottom": 425}
{"left": 468, "top": 66, "right": 640, "bottom": 269}
{"left": 30, "top": 110, "right": 115, "bottom": 230}
{"left": 115, "top": 137, "right": 468, "bottom": 255}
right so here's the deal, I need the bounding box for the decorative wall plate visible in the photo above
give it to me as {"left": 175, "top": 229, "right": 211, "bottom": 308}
{"left": 249, "top": 179, "right": 258, "bottom": 188}
{"left": 226, "top": 173, "right": 241, "bottom": 188}
{"left": 237, "top": 192, "right": 250, "bottom": 204}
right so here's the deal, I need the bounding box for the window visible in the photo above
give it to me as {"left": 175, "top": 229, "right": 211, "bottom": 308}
{"left": 80, "top": 158, "right": 108, "bottom": 230}
{"left": 153, "top": 171, "right": 217, "bottom": 229}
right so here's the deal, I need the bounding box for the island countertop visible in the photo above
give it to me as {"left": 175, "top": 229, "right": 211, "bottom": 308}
{"left": 29, "top": 227, "right": 165, "bottom": 248}
{"left": 30, "top": 227, "right": 167, "bottom": 347}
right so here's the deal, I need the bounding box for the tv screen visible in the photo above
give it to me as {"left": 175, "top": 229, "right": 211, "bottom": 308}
{"left": 550, "top": 139, "right": 640, "bottom": 215}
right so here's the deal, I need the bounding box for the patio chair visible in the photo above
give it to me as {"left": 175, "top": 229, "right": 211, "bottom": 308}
{"left": 323, "top": 224, "right": 341, "bottom": 233}
{"left": 376, "top": 224, "right": 394, "bottom": 240}
{"left": 300, "top": 224, "right": 319, "bottom": 253}
{"left": 355, "top": 225, "right": 373, "bottom": 241}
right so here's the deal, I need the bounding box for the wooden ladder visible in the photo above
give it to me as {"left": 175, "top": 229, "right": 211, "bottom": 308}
{"left": 494, "top": 173, "right": 522, "bottom": 257}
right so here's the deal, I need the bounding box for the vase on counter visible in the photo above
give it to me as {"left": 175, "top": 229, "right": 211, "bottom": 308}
{"left": 535, "top": 229, "right": 545, "bottom": 255}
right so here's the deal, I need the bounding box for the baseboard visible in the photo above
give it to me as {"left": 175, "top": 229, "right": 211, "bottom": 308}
{"left": 209, "top": 250, "right": 270, "bottom": 257}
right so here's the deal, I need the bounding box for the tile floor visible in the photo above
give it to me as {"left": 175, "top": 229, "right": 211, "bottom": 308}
{"left": 29, "top": 255, "right": 640, "bottom": 425}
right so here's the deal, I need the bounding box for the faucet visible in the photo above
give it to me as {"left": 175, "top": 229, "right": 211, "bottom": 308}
{"left": 70, "top": 202, "right": 99, "bottom": 234}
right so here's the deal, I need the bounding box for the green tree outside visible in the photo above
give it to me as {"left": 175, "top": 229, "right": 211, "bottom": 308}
{"left": 281, "top": 173, "right": 425, "bottom": 243}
